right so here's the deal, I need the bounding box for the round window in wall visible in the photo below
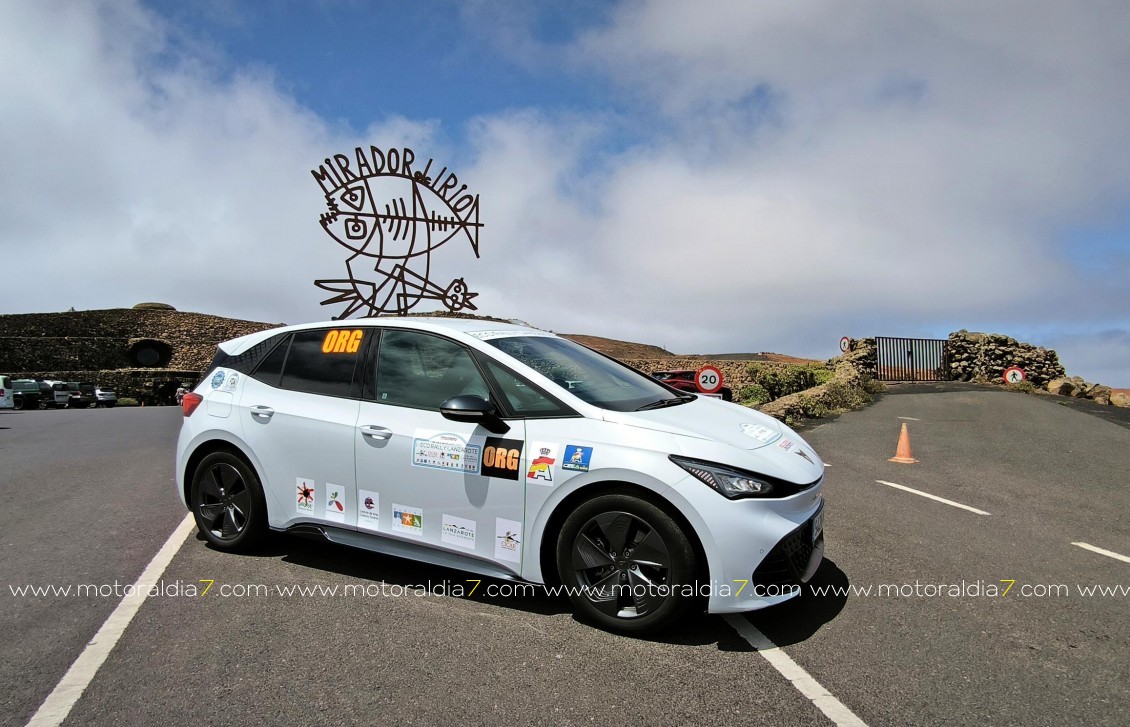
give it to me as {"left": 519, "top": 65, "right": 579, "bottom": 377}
{"left": 128, "top": 339, "right": 173, "bottom": 368}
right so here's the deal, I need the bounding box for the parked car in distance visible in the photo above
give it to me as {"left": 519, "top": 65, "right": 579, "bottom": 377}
{"left": 11, "top": 379, "right": 45, "bottom": 409}
{"left": 65, "top": 381, "right": 98, "bottom": 408}
{"left": 95, "top": 386, "right": 118, "bottom": 407}
{"left": 41, "top": 380, "right": 71, "bottom": 408}
{"left": 651, "top": 369, "right": 734, "bottom": 402}
{"left": 0, "top": 375, "right": 12, "bottom": 409}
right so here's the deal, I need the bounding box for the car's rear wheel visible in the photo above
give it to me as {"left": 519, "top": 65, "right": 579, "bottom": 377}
{"left": 556, "top": 493, "right": 697, "bottom": 634}
{"left": 13, "top": 397, "right": 24, "bottom": 410}
{"left": 190, "top": 451, "right": 267, "bottom": 551}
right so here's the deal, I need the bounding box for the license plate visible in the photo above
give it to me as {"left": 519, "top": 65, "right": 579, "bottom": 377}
{"left": 810, "top": 504, "right": 824, "bottom": 544}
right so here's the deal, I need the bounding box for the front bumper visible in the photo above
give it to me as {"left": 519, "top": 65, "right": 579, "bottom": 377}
{"left": 668, "top": 476, "right": 825, "bottom": 614}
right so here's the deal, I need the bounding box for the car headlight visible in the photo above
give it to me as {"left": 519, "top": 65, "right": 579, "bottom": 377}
{"left": 669, "top": 455, "right": 777, "bottom": 499}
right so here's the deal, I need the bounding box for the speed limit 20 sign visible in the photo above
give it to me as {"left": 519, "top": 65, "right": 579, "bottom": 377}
{"left": 695, "top": 365, "right": 724, "bottom": 394}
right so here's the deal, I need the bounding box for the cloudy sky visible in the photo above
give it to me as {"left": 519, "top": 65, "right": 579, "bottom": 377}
{"left": 2, "top": 1, "right": 1129, "bottom": 385}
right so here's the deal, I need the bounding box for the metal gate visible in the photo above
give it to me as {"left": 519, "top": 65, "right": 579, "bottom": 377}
{"left": 875, "top": 337, "right": 949, "bottom": 382}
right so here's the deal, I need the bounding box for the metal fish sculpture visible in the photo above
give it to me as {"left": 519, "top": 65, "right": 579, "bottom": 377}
{"left": 311, "top": 146, "right": 483, "bottom": 318}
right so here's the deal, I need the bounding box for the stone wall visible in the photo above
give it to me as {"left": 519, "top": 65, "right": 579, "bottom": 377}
{"left": 622, "top": 358, "right": 768, "bottom": 393}
{"left": 946, "top": 330, "right": 1065, "bottom": 387}
{"left": 0, "top": 308, "right": 281, "bottom": 402}
{"left": 0, "top": 309, "right": 282, "bottom": 373}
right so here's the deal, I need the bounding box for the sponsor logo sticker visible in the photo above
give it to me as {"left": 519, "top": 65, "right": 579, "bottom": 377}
{"left": 441, "top": 514, "right": 477, "bottom": 550}
{"left": 527, "top": 442, "right": 558, "bottom": 484}
{"left": 412, "top": 431, "right": 482, "bottom": 474}
{"left": 223, "top": 372, "right": 239, "bottom": 391}
{"left": 296, "top": 478, "right": 316, "bottom": 514}
{"left": 358, "top": 489, "right": 379, "bottom": 531}
{"left": 495, "top": 518, "right": 522, "bottom": 563}
{"left": 778, "top": 439, "right": 794, "bottom": 451}
{"left": 392, "top": 504, "right": 423, "bottom": 537}
{"left": 325, "top": 484, "right": 345, "bottom": 523}
{"left": 210, "top": 370, "right": 226, "bottom": 389}
{"left": 740, "top": 423, "right": 779, "bottom": 443}
{"left": 562, "top": 445, "right": 593, "bottom": 472}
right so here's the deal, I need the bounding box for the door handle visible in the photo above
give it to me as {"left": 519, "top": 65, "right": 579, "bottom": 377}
{"left": 360, "top": 425, "right": 393, "bottom": 440}
{"left": 249, "top": 405, "right": 275, "bottom": 419}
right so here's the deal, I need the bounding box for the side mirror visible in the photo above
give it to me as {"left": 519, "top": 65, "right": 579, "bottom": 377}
{"left": 439, "top": 395, "right": 510, "bottom": 434}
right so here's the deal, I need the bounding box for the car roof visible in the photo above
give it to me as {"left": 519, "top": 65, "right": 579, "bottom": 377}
{"left": 221, "top": 316, "right": 553, "bottom": 354}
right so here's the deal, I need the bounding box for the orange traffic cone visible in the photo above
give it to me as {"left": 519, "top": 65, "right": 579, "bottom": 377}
{"left": 889, "top": 423, "right": 918, "bottom": 464}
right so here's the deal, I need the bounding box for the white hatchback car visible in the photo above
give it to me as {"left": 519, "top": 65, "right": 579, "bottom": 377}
{"left": 176, "top": 318, "right": 825, "bottom": 632}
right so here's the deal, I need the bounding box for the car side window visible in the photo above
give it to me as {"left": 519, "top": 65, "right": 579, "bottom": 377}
{"left": 251, "top": 334, "right": 292, "bottom": 387}
{"left": 276, "top": 328, "right": 366, "bottom": 398}
{"left": 482, "top": 359, "right": 571, "bottom": 416}
{"left": 374, "top": 330, "right": 490, "bottom": 410}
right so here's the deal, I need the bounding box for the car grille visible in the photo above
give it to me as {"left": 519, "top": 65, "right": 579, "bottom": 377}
{"left": 752, "top": 518, "right": 819, "bottom": 588}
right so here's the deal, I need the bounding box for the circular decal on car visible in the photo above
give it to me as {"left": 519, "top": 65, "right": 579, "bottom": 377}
{"left": 211, "top": 371, "right": 226, "bottom": 389}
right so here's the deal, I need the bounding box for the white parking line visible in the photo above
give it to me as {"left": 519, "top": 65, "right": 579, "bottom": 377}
{"left": 724, "top": 615, "right": 868, "bottom": 727}
{"left": 874, "top": 480, "right": 990, "bottom": 516}
{"left": 26, "top": 513, "right": 196, "bottom": 727}
{"left": 897, "top": 417, "right": 920, "bottom": 421}
{"left": 1071, "top": 542, "right": 1130, "bottom": 564}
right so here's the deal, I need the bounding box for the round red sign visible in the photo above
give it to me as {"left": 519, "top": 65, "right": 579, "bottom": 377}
{"left": 695, "top": 366, "right": 724, "bottom": 394}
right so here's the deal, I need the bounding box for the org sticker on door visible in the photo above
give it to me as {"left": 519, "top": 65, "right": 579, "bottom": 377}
{"left": 358, "top": 490, "right": 379, "bottom": 531}
{"left": 480, "top": 438, "right": 524, "bottom": 480}
{"left": 392, "top": 504, "right": 423, "bottom": 537}
{"left": 495, "top": 518, "right": 522, "bottom": 563}
{"left": 296, "top": 478, "right": 316, "bottom": 514}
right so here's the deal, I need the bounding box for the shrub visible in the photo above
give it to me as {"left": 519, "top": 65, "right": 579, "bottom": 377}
{"left": 822, "top": 380, "right": 871, "bottom": 411}
{"left": 745, "top": 362, "right": 834, "bottom": 402}
{"left": 117, "top": 397, "right": 139, "bottom": 406}
{"left": 1006, "top": 380, "right": 1036, "bottom": 394}
{"left": 797, "top": 395, "right": 829, "bottom": 419}
{"left": 738, "top": 384, "right": 771, "bottom": 406}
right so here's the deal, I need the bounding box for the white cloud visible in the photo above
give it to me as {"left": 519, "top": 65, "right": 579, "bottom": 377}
{"left": 2, "top": 1, "right": 1129, "bottom": 387}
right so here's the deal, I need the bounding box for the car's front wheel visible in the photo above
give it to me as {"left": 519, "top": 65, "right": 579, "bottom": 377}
{"left": 190, "top": 451, "right": 268, "bottom": 551}
{"left": 556, "top": 493, "right": 698, "bottom": 634}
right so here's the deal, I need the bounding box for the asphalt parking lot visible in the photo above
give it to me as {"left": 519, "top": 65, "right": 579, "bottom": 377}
{"left": 2, "top": 386, "right": 1127, "bottom": 726}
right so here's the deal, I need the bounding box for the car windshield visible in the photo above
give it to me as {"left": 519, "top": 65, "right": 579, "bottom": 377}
{"left": 486, "top": 335, "right": 691, "bottom": 412}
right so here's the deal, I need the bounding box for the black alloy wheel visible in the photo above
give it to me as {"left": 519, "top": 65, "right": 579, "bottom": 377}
{"left": 557, "top": 493, "right": 697, "bottom": 634}
{"left": 190, "top": 451, "right": 267, "bottom": 551}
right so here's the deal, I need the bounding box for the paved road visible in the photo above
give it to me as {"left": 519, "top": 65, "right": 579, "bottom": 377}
{"left": 1, "top": 387, "right": 1127, "bottom": 726}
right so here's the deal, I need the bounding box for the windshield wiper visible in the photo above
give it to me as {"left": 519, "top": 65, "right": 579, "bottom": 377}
{"left": 635, "top": 395, "right": 694, "bottom": 411}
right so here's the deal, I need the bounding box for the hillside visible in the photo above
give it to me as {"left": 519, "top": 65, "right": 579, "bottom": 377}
{"left": 558, "top": 334, "right": 675, "bottom": 359}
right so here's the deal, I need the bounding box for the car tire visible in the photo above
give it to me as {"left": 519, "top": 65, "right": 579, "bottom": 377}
{"left": 190, "top": 451, "right": 268, "bottom": 551}
{"left": 38, "top": 400, "right": 47, "bottom": 410}
{"left": 13, "top": 397, "right": 24, "bottom": 410}
{"left": 556, "top": 493, "right": 698, "bottom": 634}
